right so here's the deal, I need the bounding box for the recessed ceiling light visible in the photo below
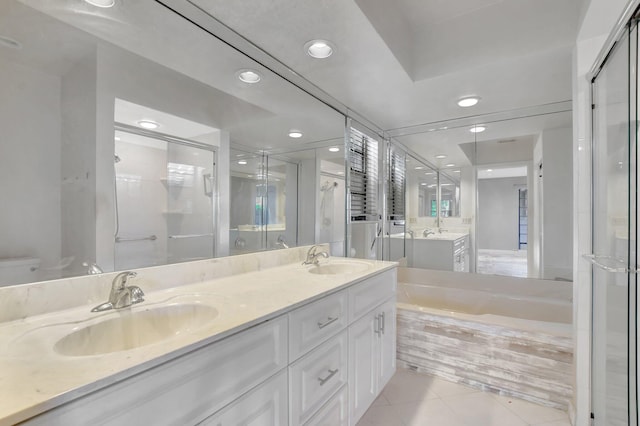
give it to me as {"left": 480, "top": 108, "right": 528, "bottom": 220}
{"left": 305, "top": 40, "right": 334, "bottom": 59}
{"left": 453, "top": 170, "right": 461, "bottom": 173}
{"left": 420, "top": 183, "right": 427, "bottom": 186}
{"left": 84, "top": 0, "right": 115, "bottom": 7}
{"left": 238, "top": 160, "right": 247, "bottom": 165}
{"left": 428, "top": 129, "right": 436, "bottom": 132}
{"left": 237, "top": 69, "right": 261, "bottom": 84}
{"left": 114, "top": 136, "right": 121, "bottom": 141}
{"left": 337, "top": 171, "right": 344, "bottom": 175}
{"left": 0, "top": 35, "right": 22, "bottom": 50}
{"left": 137, "top": 120, "right": 159, "bottom": 130}
{"left": 457, "top": 97, "right": 480, "bottom": 107}
{"left": 329, "top": 147, "right": 340, "bottom": 152}
{"left": 425, "top": 172, "right": 434, "bottom": 175}
{"left": 435, "top": 154, "right": 447, "bottom": 159}
{"left": 487, "top": 169, "right": 493, "bottom": 172}
{"left": 470, "top": 125, "right": 486, "bottom": 133}
{"left": 288, "top": 130, "right": 303, "bottom": 138}
{"left": 439, "top": 126, "right": 448, "bottom": 130}
{"left": 445, "top": 163, "right": 455, "bottom": 167}
{"left": 415, "top": 166, "right": 424, "bottom": 170}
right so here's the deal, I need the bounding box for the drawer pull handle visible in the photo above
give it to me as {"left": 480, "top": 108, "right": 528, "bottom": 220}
{"left": 318, "top": 369, "right": 339, "bottom": 386}
{"left": 317, "top": 316, "right": 339, "bottom": 329}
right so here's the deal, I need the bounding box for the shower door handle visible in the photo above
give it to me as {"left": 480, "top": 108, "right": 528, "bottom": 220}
{"left": 583, "top": 254, "right": 638, "bottom": 273}
{"left": 374, "top": 314, "right": 381, "bottom": 335}
{"left": 380, "top": 311, "right": 385, "bottom": 334}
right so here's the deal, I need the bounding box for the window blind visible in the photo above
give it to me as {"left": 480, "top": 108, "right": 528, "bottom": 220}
{"left": 387, "top": 146, "right": 405, "bottom": 220}
{"left": 349, "top": 127, "right": 378, "bottom": 221}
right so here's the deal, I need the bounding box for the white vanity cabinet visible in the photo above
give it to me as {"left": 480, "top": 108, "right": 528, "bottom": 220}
{"left": 412, "top": 234, "right": 469, "bottom": 272}
{"left": 21, "top": 266, "right": 397, "bottom": 426}
{"left": 348, "top": 270, "right": 397, "bottom": 425}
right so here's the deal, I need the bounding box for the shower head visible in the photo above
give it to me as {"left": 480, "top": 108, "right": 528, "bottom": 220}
{"left": 114, "top": 155, "right": 121, "bottom": 163}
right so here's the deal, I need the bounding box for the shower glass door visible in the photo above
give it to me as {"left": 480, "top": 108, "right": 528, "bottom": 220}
{"left": 114, "top": 131, "right": 216, "bottom": 270}
{"left": 591, "top": 20, "right": 638, "bottom": 426}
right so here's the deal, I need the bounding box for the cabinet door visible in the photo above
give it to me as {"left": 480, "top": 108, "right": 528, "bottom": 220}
{"left": 200, "top": 370, "right": 288, "bottom": 426}
{"left": 377, "top": 299, "right": 396, "bottom": 389}
{"left": 348, "top": 313, "right": 378, "bottom": 424}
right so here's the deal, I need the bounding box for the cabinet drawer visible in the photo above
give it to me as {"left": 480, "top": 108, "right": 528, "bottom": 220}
{"left": 289, "top": 290, "right": 348, "bottom": 361}
{"left": 303, "top": 385, "right": 348, "bottom": 426}
{"left": 24, "top": 316, "right": 288, "bottom": 426}
{"left": 289, "top": 330, "right": 348, "bottom": 425}
{"left": 199, "top": 370, "right": 288, "bottom": 426}
{"left": 348, "top": 269, "right": 397, "bottom": 322}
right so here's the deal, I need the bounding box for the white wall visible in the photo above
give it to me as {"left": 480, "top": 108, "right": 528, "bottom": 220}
{"left": 477, "top": 176, "right": 527, "bottom": 250}
{"left": 0, "top": 59, "right": 62, "bottom": 282}
{"left": 573, "top": 0, "right": 632, "bottom": 423}
{"left": 541, "top": 127, "right": 573, "bottom": 280}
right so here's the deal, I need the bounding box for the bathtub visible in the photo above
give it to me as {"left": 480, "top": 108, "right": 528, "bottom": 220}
{"left": 396, "top": 267, "right": 573, "bottom": 410}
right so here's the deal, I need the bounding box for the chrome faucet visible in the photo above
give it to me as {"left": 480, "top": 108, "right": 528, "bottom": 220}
{"left": 423, "top": 229, "right": 435, "bottom": 237}
{"left": 406, "top": 230, "right": 415, "bottom": 239}
{"left": 303, "top": 245, "right": 329, "bottom": 265}
{"left": 91, "top": 271, "right": 145, "bottom": 312}
{"left": 82, "top": 262, "right": 104, "bottom": 275}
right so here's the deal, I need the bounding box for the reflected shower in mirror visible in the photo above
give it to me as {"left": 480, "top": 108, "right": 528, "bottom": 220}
{"left": 0, "top": 0, "right": 345, "bottom": 287}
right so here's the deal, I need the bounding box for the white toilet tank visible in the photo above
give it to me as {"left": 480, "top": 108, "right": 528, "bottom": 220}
{"left": 0, "top": 257, "right": 41, "bottom": 287}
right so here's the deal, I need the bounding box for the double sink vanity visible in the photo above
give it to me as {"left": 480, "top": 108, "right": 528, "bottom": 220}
{"left": 0, "top": 245, "right": 397, "bottom": 425}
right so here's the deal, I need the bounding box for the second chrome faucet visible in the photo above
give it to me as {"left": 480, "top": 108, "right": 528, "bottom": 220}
{"left": 303, "top": 245, "right": 329, "bottom": 266}
{"left": 91, "top": 271, "right": 145, "bottom": 312}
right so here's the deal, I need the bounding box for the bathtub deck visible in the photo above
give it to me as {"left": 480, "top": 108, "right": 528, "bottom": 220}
{"left": 396, "top": 307, "right": 573, "bottom": 410}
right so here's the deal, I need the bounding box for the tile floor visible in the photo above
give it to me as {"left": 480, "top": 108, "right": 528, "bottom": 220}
{"left": 357, "top": 369, "right": 571, "bottom": 426}
{"left": 477, "top": 249, "right": 528, "bottom": 278}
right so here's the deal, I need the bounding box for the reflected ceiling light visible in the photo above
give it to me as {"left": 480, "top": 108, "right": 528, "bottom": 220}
{"left": 114, "top": 136, "right": 121, "bottom": 141}
{"left": 439, "top": 126, "right": 448, "bottom": 130}
{"left": 453, "top": 170, "right": 461, "bottom": 173}
{"left": 237, "top": 69, "right": 261, "bottom": 84}
{"left": 428, "top": 128, "right": 436, "bottom": 132}
{"left": 457, "top": 97, "right": 480, "bottom": 107}
{"left": 305, "top": 40, "right": 334, "bottom": 59}
{"left": 445, "top": 163, "right": 455, "bottom": 167}
{"left": 329, "top": 147, "right": 340, "bottom": 152}
{"left": 470, "top": 125, "right": 486, "bottom": 133}
{"left": 238, "top": 160, "right": 248, "bottom": 165}
{"left": 415, "top": 166, "right": 424, "bottom": 170}
{"left": 84, "top": 0, "right": 115, "bottom": 7}
{"left": 420, "top": 183, "right": 427, "bottom": 186}
{"left": 435, "top": 154, "right": 447, "bottom": 159}
{"left": 137, "top": 120, "right": 159, "bottom": 129}
{"left": 425, "top": 172, "right": 434, "bottom": 175}
{"left": 0, "top": 35, "right": 22, "bottom": 50}
{"left": 288, "top": 130, "right": 303, "bottom": 138}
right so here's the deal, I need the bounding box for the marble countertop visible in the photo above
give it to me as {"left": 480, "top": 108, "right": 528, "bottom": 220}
{"left": 0, "top": 257, "right": 396, "bottom": 425}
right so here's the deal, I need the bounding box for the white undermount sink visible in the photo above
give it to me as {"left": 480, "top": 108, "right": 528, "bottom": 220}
{"left": 54, "top": 303, "right": 218, "bottom": 356}
{"left": 308, "top": 261, "right": 370, "bottom": 275}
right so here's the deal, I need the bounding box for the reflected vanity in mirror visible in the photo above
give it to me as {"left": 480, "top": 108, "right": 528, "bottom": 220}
{"left": 390, "top": 106, "right": 573, "bottom": 281}
{"left": 0, "top": 0, "right": 345, "bottom": 287}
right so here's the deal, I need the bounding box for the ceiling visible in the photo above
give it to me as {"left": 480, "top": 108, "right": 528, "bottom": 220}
{"left": 192, "top": 0, "right": 583, "bottom": 161}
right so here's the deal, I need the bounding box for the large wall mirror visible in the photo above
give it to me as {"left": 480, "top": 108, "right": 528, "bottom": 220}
{"left": 0, "top": 0, "right": 345, "bottom": 287}
{"left": 390, "top": 106, "right": 573, "bottom": 281}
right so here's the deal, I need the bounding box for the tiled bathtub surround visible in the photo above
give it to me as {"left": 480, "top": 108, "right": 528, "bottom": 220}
{"left": 0, "top": 245, "right": 328, "bottom": 323}
{"left": 396, "top": 268, "right": 573, "bottom": 410}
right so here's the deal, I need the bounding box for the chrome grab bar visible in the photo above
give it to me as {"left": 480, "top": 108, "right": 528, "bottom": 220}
{"left": 582, "top": 254, "right": 638, "bottom": 273}
{"left": 168, "top": 233, "right": 214, "bottom": 239}
{"left": 115, "top": 235, "right": 157, "bottom": 243}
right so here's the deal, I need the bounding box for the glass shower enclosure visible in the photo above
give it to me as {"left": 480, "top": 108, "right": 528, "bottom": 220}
{"left": 589, "top": 16, "right": 638, "bottom": 426}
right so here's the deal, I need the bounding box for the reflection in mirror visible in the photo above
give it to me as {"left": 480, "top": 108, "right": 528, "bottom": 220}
{"left": 392, "top": 109, "right": 572, "bottom": 280}
{"left": 0, "top": 0, "right": 345, "bottom": 287}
